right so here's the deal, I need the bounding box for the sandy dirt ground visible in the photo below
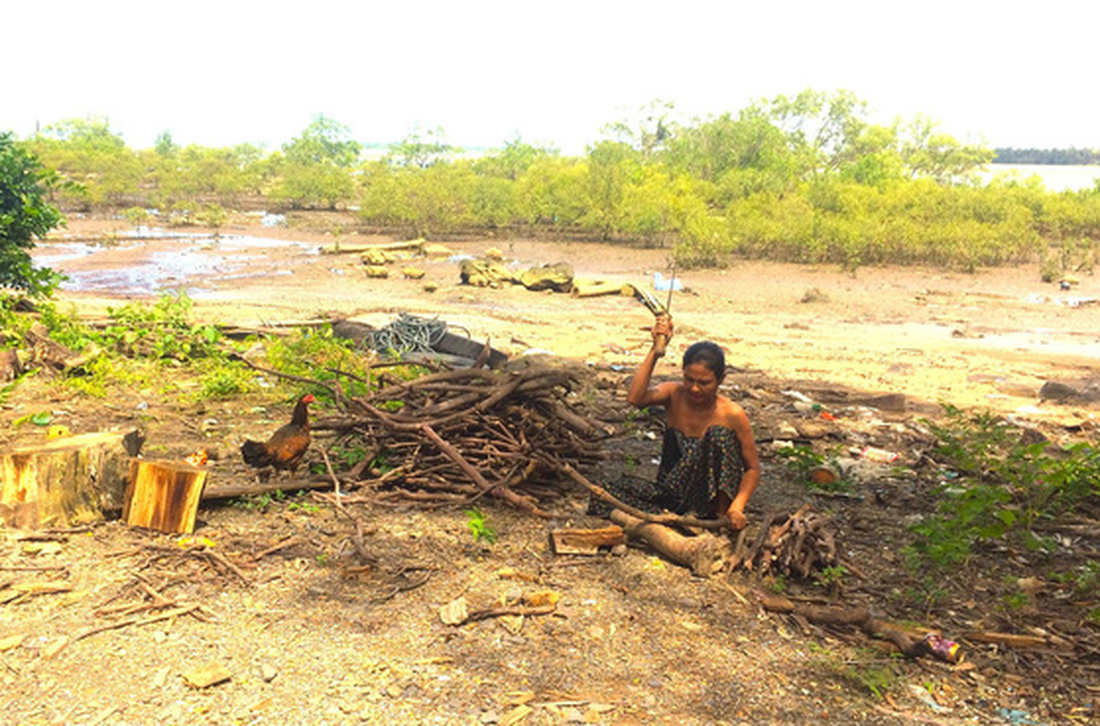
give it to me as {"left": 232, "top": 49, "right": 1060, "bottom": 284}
{"left": 36, "top": 214, "right": 1100, "bottom": 420}
{"left": 1, "top": 214, "right": 1098, "bottom": 726}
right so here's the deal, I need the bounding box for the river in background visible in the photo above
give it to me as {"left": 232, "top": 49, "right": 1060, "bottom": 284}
{"left": 980, "top": 163, "right": 1100, "bottom": 192}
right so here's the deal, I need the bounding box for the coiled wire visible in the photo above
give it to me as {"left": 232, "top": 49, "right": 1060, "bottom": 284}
{"left": 368, "top": 313, "right": 448, "bottom": 356}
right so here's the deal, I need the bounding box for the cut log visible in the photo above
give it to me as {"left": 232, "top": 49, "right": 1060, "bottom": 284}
{"left": 0, "top": 430, "right": 144, "bottom": 529}
{"left": 123, "top": 460, "right": 208, "bottom": 534}
{"left": 549, "top": 526, "right": 625, "bottom": 555}
{"left": 610, "top": 510, "right": 731, "bottom": 577}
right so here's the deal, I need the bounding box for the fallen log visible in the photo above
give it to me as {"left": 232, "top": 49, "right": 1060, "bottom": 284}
{"left": 761, "top": 595, "right": 961, "bottom": 663}
{"left": 610, "top": 510, "right": 731, "bottom": 577}
{"left": 200, "top": 478, "right": 333, "bottom": 501}
{"left": 1, "top": 430, "right": 144, "bottom": 529}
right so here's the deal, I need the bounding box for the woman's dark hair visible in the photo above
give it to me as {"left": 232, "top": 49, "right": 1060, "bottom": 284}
{"left": 682, "top": 341, "right": 725, "bottom": 379}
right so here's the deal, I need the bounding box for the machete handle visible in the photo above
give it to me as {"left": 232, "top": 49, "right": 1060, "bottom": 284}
{"left": 652, "top": 312, "right": 671, "bottom": 357}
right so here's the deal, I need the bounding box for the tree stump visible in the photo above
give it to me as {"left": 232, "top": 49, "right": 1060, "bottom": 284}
{"left": 0, "top": 430, "right": 144, "bottom": 529}
{"left": 123, "top": 460, "right": 208, "bottom": 534}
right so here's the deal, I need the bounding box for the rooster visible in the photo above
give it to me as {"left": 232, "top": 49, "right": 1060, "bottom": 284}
{"left": 240, "top": 393, "right": 315, "bottom": 477}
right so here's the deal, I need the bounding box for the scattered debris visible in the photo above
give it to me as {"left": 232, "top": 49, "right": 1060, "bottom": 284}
{"left": 549, "top": 526, "right": 625, "bottom": 555}
{"left": 182, "top": 662, "right": 232, "bottom": 689}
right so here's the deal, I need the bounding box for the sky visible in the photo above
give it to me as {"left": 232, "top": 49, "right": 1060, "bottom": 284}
{"left": 4, "top": 1, "right": 1099, "bottom": 156}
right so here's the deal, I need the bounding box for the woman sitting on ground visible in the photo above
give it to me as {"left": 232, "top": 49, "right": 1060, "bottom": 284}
{"left": 593, "top": 315, "right": 761, "bottom": 529}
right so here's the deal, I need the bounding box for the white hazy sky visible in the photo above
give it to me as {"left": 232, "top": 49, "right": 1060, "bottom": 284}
{"left": 4, "top": 1, "right": 1098, "bottom": 155}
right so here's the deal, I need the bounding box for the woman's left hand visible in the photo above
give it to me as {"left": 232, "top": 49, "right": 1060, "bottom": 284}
{"left": 726, "top": 505, "right": 748, "bottom": 530}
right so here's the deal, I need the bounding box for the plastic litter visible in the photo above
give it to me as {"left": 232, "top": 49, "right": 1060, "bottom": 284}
{"left": 653, "top": 272, "right": 682, "bottom": 292}
{"left": 921, "top": 633, "right": 961, "bottom": 663}
{"left": 860, "top": 446, "right": 899, "bottom": 463}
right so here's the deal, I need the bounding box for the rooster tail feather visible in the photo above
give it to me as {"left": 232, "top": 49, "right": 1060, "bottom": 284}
{"left": 240, "top": 439, "right": 273, "bottom": 468}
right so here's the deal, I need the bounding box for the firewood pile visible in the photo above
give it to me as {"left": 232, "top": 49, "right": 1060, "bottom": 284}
{"left": 729, "top": 505, "right": 839, "bottom": 578}
{"left": 316, "top": 363, "right": 605, "bottom": 514}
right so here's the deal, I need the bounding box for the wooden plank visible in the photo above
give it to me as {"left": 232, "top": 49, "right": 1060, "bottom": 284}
{"left": 0, "top": 430, "right": 143, "bottom": 529}
{"left": 549, "top": 526, "right": 625, "bottom": 555}
{"left": 123, "top": 460, "right": 207, "bottom": 534}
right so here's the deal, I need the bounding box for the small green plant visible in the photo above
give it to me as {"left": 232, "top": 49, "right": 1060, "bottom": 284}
{"left": 196, "top": 203, "right": 228, "bottom": 236}
{"left": 232, "top": 488, "right": 286, "bottom": 511}
{"left": 810, "top": 648, "right": 899, "bottom": 701}
{"left": 331, "top": 445, "right": 370, "bottom": 468}
{"left": 11, "top": 411, "right": 53, "bottom": 428}
{"left": 464, "top": 507, "right": 497, "bottom": 544}
{"left": 623, "top": 454, "right": 639, "bottom": 476}
{"left": 776, "top": 444, "right": 852, "bottom": 494}
{"left": 814, "top": 564, "right": 848, "bottom": 594}
{"left": 901, "top": 575, "right": 949, "bottom": 610}
{"left": 623, "top": 406, "right": 650, "bottom": 431}
{"left": 1052, "top": 560, "right": 1100, "bottom": 596}
{"left": 851, "top": 663, "right": 897, "bottom": 700}
{"left": 1001, "top": 591, "right": 1030, "bottom": 611}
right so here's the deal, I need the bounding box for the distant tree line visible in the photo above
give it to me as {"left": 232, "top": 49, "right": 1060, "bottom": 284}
{"left": 5, "top": 91, "right": 1100, "bottom": 277}
{"left": 994, "top": 147, "right": 1100, "bottom": 165}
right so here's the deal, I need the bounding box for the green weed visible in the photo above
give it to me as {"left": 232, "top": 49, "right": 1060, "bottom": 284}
{"left": 197, "top": 361, "right": 253, "bottom": 399}
{"left": 814, "top": 564, "right": 848, "bottom": 594}
{"left": 232, "top": 488, "right": 286, "bottom": 511}
{"left": 104, "top": 292, "right": 223, "bottom": 361}
{"left": 464, "top": 507, "right": 497, "bottom": 544}
{"left": 261, "top": 326, "right": 381, "bottom": 403}
{"left": 776, "top": 444, "right": 853, "bottom": 494}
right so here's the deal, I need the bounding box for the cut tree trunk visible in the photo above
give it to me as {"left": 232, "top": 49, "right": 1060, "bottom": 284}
{"left": 123, "top": 460, "right": 208, "bottom": 534}
{"left": 549, "top": 526, "right": 625, "bottom": 555}
{"left": 610, "top": 510, "right": 731, "bottom": 577}
{"left": 0, "top": 430, "right": 144, "bottom": 529}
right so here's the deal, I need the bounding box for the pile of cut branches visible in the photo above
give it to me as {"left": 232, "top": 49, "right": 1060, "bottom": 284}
{"left": 730, "top": 505, "right": 838, "bottom": 577}
{"left": 316, "top": 363, "right": 604, "bottom": 516}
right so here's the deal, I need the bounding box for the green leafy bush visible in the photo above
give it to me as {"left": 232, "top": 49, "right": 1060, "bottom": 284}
{"left": 907, "top": 405, "right": 1100, "bottom": 568}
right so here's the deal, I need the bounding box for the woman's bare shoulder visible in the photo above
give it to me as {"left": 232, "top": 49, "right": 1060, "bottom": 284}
{"left": 717, "top": 397, "right": 750, "bottom": 425}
